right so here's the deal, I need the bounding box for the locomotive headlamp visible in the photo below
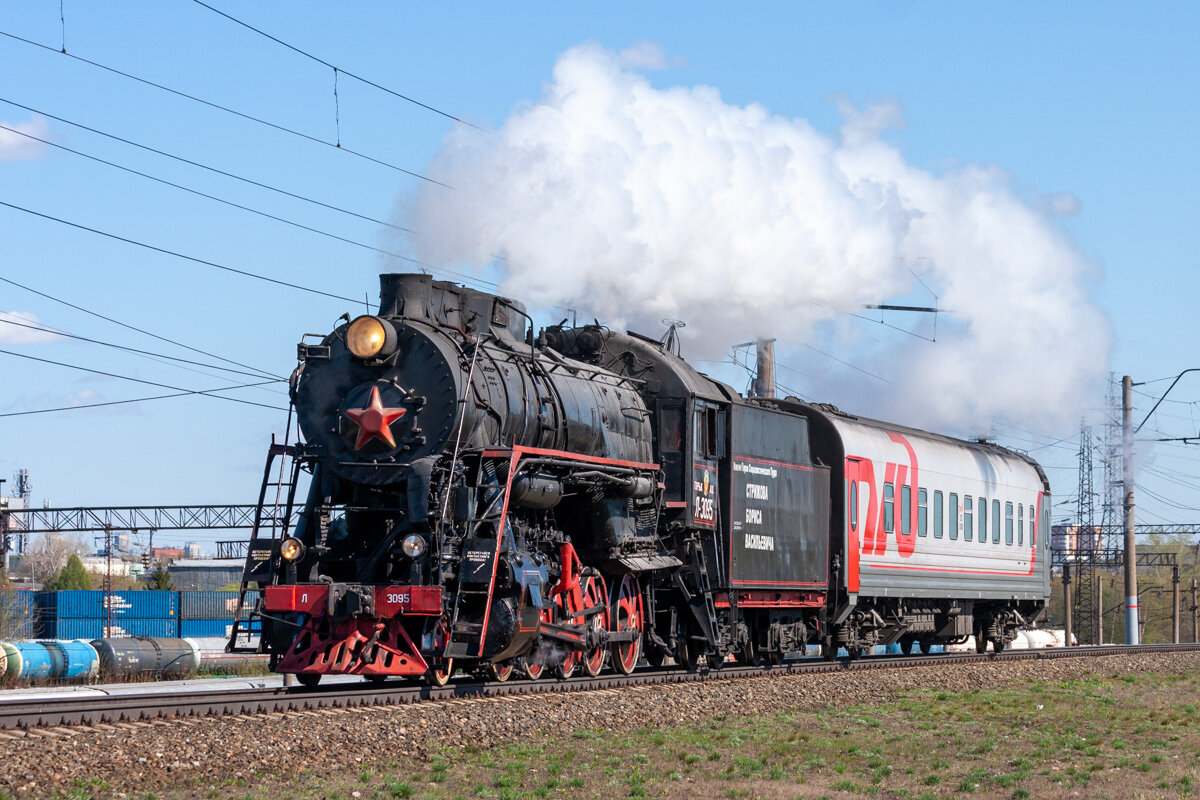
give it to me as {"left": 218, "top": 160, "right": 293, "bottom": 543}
{"left": 279, "top": 536, "right": 306, "bottom": 562}
{"left": 346, "top": 315, "right": 398, "bottom": 359}
{"left": 401, "top": 533, "right": 428, "bottom": 559}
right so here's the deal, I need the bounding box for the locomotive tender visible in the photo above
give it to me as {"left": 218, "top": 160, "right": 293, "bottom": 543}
{"left": 236, "top": 273, "right": 1050, "bottom": 684}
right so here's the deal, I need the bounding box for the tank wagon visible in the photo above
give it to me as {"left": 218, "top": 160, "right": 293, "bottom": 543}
{"left": 231, "top": 273, "right": 1050, "bottom": 684}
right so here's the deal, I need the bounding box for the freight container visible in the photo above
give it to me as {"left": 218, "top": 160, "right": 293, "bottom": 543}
{"left": 37, "top": 590, "right": 180, "bottom": 620}
{"left": 0, "top": 590, "right": 38, "bottom": 639}
{"left": 180, "top": 590, "right": 261, "bottom": 620}
{"left": 44, "top": 618, "right": 103, "bottom": 641}
{"left": 180, "top": 618, "right": 261, "bottom": 639}
{"left": 43, "top": 618, "right": 179, "bottom": 639}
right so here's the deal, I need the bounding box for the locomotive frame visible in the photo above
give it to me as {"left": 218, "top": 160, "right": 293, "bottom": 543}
{"left": 230, "top": 273, "right": 1051, "bottom": 681}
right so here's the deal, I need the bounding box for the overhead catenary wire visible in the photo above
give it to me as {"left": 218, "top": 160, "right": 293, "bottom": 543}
{"left": 0, "top": 380, "right": 281, "bottom": 418}
{"left": 0, "top": 121, "right": 508, "bottom": 292}
{"left": 0, "top": 97, "right": 410, "bottom": 232}
{"left": 0, "top": 348, "right": 286, "bottom": 411}
{"left": 0, "top": 122, "right": 423, "bottom": 263}
{"left": 0, "top": 275, "right": 281, "bottom": 379}
{"left": 190, "top": 0, "right": 485, "bottom": 132}
{"left": 0, "top": 315, "right": 285, "bottom": 383}
{"left": 0, "top": 199, "right": 361, "bottom": 303}
{"left": 0, "top": 99, "right": 516, "bottom": 297}
{"left": 0, "top": 29, "right": 451, "bottom": 188}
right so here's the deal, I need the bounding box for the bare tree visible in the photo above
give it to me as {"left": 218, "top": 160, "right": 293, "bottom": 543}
{"left": 20, "top": 533, "right": 90, "bottom": 585}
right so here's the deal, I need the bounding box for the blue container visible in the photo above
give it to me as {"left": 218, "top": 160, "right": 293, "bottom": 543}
{"left": 38, "top": 591, "right": 179, "bottom": 619}
{"left": 180, "top": 618, "right": 260, "bottom": 638}
{"left": 105, "top": 619, "right": 179, "bottom": 638}
{"left": 180, "top": 591, "right": 260, "bottom": 620}
{"left": 0, "top": 590, "right": 38, "bottom": 639}
{"left": 45, "top": 618, "right": 102, "bottom": 640}
{"left": 5, "top": 642, "right": 55, "bottom": 679}
{"left": 43, "top": 640, "right": 99, "bottom": 679}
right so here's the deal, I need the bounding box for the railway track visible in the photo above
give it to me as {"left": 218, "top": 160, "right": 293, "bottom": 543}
{"left": 2, "top": 643, "right": 1196, "bottom": 731}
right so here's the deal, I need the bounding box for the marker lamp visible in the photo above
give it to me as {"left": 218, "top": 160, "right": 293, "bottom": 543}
{"left": 346, "top": 316, "right": 397, "bottom": 359}
{"left": 280, "top": 536, "right": 306, "bottom": 562}
{"left": 401, "top": 534, "right": 428, "bottom": 559}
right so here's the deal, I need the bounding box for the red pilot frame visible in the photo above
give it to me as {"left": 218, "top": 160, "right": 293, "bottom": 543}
{"left": 264, "top": 585, "right": 442, "bottom": 679}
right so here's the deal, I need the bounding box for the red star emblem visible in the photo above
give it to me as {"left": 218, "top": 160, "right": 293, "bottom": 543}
{"left": 344, "top": 386, "right": 407, "bottom": 449}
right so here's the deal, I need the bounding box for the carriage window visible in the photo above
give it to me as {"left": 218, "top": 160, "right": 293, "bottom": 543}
{"left": 850, "top": 481, "right": 858, "bottom": 529}
{"left": 918, "top": 488, "right": 928, "bottom": 537}
{"left": 901, "top": 485, "right": 912, "bottom": 536}
{"left": 1018, "top": 504, "right": 1024, "bottom": 545}
{"left": 883, "top": 483, "right": 895, "bottom": 533}
{"left": 992, "top": 499, "right": 1001, "bottom": 543}
{"left": 933, "top": 490, "right": 944, "bottom": 539}
{"left": 979, "top": 497, "right": 988, "bottom": 545}
{"left": 963, "top": 496, "right": 973, "bottom": 542}
{"left": 949, "top": 493, "right": 959, "bottom": 540}
{"left": 1005, "top": 502, "right": 1014, "bottom": 545}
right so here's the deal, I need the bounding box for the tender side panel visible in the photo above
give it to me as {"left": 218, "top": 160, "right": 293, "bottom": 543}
{"left": 728, "top": 404, "right": 830, "bottom": 590}
{"left": 834, "top": 419, "right": 1050, "bottom": 601}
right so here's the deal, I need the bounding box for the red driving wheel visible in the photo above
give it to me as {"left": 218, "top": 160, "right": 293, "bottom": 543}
{"left": 609, "top": 574, "right": 643, "bottom": 675}
{"left": 581, "top": 574, "right": 608, "bottom": 677}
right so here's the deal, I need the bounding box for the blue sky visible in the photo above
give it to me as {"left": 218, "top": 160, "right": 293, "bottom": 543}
{"left": 1, "top": 2, "right": 1198, "bottom": 550}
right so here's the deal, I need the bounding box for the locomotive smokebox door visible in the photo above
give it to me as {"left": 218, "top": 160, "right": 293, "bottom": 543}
{"left": 728, "top": 404, "right": 830, "bottom": 590}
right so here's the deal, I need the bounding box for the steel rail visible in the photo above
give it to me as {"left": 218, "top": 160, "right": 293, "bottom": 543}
{"left": 2, "top": 643, "right": 1197, "bottom": 731}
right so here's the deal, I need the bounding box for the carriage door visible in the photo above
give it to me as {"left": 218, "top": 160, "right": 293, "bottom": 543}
{"left": 690, "top": 401, "right": 724, "bottom": 530}
{"left": 843, "top": 457, "right": 877, "bottom": 594}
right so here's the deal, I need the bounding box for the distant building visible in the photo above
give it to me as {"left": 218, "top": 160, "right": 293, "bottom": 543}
{"left": 168, "top": 558, "right": 243, "bottom": 590}
{"left": 184, "top": 542, "right": 203, "bottom": 560}
{"left": 80, "top": 556, "right": 136, "bottom": 577}
{"left": 1051, "top": 524, "right": 1104, "bottom": 562}
{"left": 150, "top": 546, "right": 185, "bottom": 562}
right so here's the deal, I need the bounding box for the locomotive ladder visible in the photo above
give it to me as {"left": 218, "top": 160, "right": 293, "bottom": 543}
{"left": 442, "top": 477, "right": 507, "bottom": 660}
{"left": 227, "top": 436, "right": 303, "bottom": 653}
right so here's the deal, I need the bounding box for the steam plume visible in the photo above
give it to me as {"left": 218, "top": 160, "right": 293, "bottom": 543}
{"left": 403, "top": 43, "right": 1109, "bottom": 431}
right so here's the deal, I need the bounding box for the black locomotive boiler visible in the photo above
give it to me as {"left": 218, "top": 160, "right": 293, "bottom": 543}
{"left": 233, "top": 273, "right": 1050, "bottom": 684}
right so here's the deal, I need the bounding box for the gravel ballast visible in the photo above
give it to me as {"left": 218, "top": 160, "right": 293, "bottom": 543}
{"left": 3, "top": 651, "right": 1198, "bottom": 796}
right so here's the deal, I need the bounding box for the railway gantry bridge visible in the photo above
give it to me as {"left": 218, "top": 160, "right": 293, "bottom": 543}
{"left": 0, "top": 504, "right": 298, "bottom": 559}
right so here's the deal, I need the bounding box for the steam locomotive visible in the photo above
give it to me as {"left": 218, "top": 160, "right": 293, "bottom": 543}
{"left": 233, "top": 273, "right": 1051, "bottom": 685}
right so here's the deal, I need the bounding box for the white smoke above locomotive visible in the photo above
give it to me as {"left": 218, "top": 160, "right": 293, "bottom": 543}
{"left": 401, "top": 43, "right": 1109, "bottom": 432}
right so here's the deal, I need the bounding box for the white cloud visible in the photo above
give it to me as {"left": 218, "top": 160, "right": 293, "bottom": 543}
{"left": 0, "top": 312, "right": 61, "bottom": 344}
{"left": 402, "top": 43, "right": 1110, "bottom": 432}
{"left": 0, "top": 117, "right": 49, "bottom": 162}
{"left": 617, "top": 41, "right": 683, "bottom": 71}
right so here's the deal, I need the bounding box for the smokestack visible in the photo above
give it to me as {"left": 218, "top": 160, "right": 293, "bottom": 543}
{"left": 751, "top": 338, "right": 776, "bottom": 398}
